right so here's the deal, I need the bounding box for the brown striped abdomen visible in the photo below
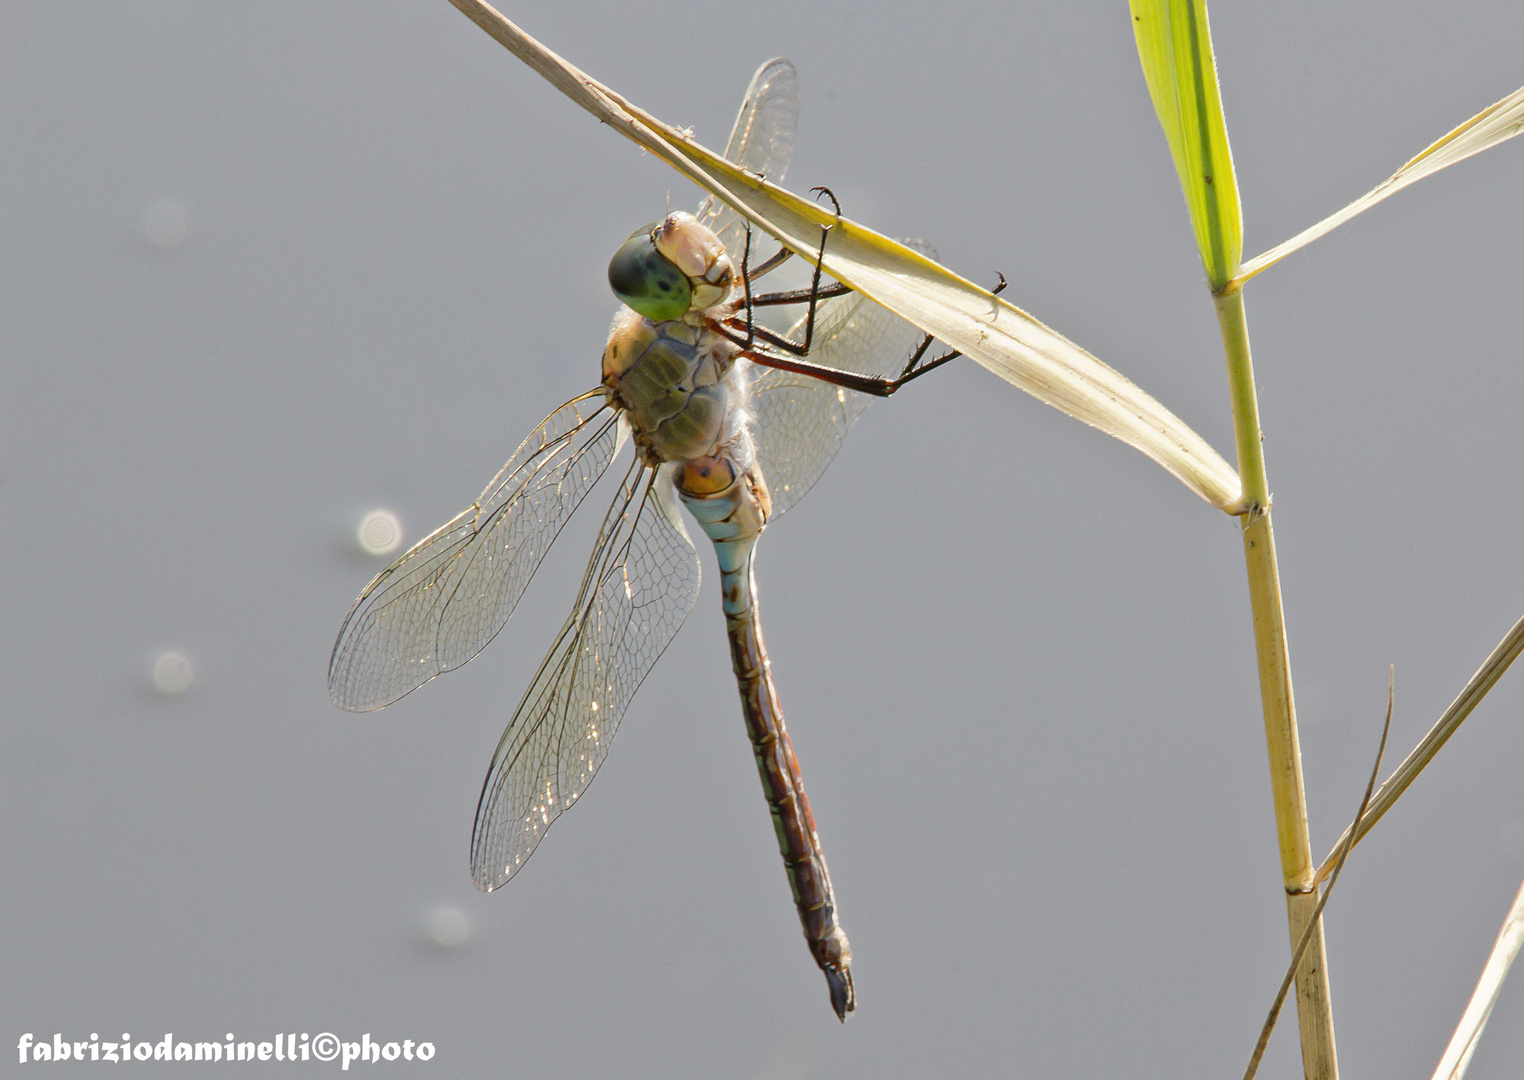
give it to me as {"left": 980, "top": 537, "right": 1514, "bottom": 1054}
{"left": 721, "top": 551, "right": 854, "bottom": 1020}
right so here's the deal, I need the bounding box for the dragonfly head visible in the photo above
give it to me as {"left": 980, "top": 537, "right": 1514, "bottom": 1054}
{"left": 608, "top": 212, "right": 734, "bottom": 321}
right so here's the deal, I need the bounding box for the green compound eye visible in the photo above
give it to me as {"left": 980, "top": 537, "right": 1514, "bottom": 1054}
{"left": 608, "top": 224, "right": 692, "bottom": 322}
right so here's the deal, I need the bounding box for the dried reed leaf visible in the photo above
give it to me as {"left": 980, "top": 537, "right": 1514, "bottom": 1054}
{"left": 1238, "top": 85, "right": 1524, "bottom": 285}
{"left": 1430, "top": 877, "right": 1524, "bottom": 1080}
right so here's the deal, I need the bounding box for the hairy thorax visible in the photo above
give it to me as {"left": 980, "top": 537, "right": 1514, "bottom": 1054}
{"left": 601, "top": 306, "right": 742, "bottom": 464}
{"left": 602, "top": 306, "right": 772, "bottom": 536}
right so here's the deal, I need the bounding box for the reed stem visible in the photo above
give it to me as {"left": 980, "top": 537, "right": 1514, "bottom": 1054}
{"left": 1215, "top": 286, "right": 1338, "bottom": 1080}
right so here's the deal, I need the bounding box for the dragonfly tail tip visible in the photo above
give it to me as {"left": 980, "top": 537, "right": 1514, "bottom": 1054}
{"left": 826, "top": 968, "right": 854, "bottom": 1022}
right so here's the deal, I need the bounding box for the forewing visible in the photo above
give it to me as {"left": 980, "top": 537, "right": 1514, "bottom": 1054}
{"left": 748, "top": 242, "right": 936, "bottom": 518}
{"left": 697, "top": 58, "right": 799, "bottom": 261}
{"left": 329, "top": 393, "right": 620, "bottom": 712}
{"left": 471, "top": 463, "right": 701, "bottom": 890}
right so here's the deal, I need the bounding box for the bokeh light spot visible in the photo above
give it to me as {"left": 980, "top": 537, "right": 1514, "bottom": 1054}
{"left": 425, "top": 905, "right": 470, "bottom": 949}
{"left": 152, "top": 651, "right": 195, "bottom": 694}
{"left": 357, "top": 509, "right": 403, "bottom": 555}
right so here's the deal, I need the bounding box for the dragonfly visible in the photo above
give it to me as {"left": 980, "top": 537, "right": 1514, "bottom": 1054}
{"left": 328, "top": 58, "right": 969, "bottom": 1020}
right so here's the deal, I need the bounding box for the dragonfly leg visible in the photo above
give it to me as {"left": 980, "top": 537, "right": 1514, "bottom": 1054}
{"left": 734, "top": 223, "right": 822, "bottom": 353}
{"left": 738, "top": 224, "right": 757, "bottom": 351}
{"left": 743, "top": 236, "right": 794, "bottom": 284}
{"left": 735, "top": 272, "right": 1009, "bottom": 398}
{"left": 725, "top": 188, "right": 844, "bottom": 356}
{"left": 789, "top": 186, "right": 842, "bottom": 359}
{"left": 724, "top": 189, "right": 1006, "bottom": 398}
{"left": 743, "top": 281, "right": 854, "bottom": 308}
{"left": 733, "top": 349, "right": 905, "bottom": 397}
{"left": 808, "top": 185, "right": 842, "bottom": 219}
{"left": 736, "top": 227, "right": 849, "bottom": 312}
{"left": 885, "top": 271, "right": 1010, "bottom": 389}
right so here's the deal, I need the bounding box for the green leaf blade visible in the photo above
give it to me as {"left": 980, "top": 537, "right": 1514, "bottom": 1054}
{"left": 1130, "top": 0, "right": 1243, "bottom": 291}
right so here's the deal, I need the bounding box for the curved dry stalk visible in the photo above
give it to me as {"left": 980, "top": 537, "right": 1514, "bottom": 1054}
{"left": 446, "top": 0, "right": 1243, "bottom": 512}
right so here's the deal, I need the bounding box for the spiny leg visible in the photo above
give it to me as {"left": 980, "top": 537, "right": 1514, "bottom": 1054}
{"left": 743, "top": 242, "right": 794, "bottom": 286}
{"left": 728, "top": 186, "right": 844, "bottom": 356}
{"left": 741, "top": 191, "right": 851, "bottom": 306}
{"left": 726, "top": 182, "right": 1008, "bottom": 397}
{"left": 792, "top": 186, "right": 842, "bottom": 358}
{"left": 739, "top": 272, "right": 1009, "bottom": 398}
{"left": 738, "top": 227, "right": 858, "bottom": 303}
{"left": 744, "top": 281, "right": 854, "bottom": 309}
{"left": 888, "top": 272, "right": 1010, "bottom": 386}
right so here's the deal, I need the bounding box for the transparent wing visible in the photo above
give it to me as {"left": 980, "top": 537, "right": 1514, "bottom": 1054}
{"left": 471, "top": 461, "right": 701, "bottom": 889}
{"left": 329, "top": 392, "right": 621, "bottom": 712}
{"left": 747, "top": 241, "right": 937, "bottom": 517}
{"left": 696, "top": 57, "right": 799, "bottom": 261}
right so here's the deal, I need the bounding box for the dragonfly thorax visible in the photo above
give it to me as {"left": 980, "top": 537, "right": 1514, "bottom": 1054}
{"left": 603, "top": 307, "right": 747, "bottom": 467}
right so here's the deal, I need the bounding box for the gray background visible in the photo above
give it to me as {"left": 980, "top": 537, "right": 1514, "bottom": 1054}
{"left": 4, "top": 2, "right": 1523, "bottom": 1077}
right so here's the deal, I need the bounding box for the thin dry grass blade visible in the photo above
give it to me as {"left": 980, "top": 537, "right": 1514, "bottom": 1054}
{"left": 446, "top": 0, "right": 1242, "bottom": 512}
{"left": 1237, "top": 85, "right": 1524, "bottom": 286}
{"left": 1242, "top": 672, "right": 1394, "bottom": 1080}
{"left": 1430, "top": 877, "right": 1524, "bottom": 1080}
{"left": 1314, "top": 612, "right": 1524, "bottom": 884}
